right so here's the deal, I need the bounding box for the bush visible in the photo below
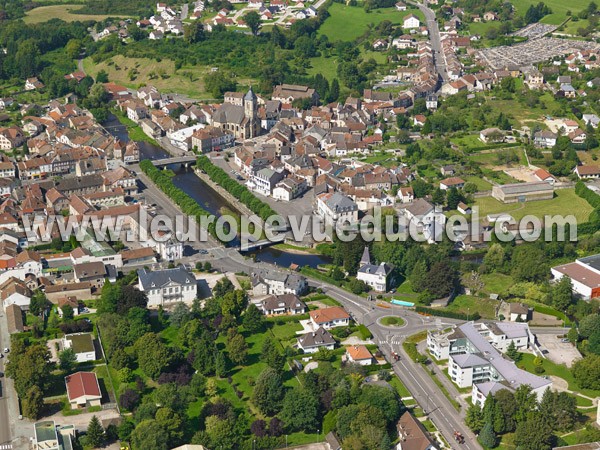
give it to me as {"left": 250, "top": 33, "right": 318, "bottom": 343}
{"left": 357, "top": 324, "right": 372, "bottom": 340}
{"left": 415, "top": 306, "right": 480, "bottom": 321}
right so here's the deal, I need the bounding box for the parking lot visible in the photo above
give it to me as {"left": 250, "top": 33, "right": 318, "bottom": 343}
{"left": 537, "top": 334, "right": 582, "bottom": 367}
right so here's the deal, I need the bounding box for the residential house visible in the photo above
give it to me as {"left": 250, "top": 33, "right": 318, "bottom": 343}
{"left": 65, "top": 372, "right": 102, "bottom": 409}
{"left": 63, "top": 333, "right": 96, "bottom": 363}
{"left": 356, "top": 246, "right": 391, "bottom": 292}
{"left": 297, "top": 327, "right": 336, "bottom": 353}
{"left": 575, "top": 165, "right": 600, "bottom": 179}
{"left": 272, "top": 84, "right": 319, "bottom": 105}
{"left": 403, "top": 14, "right": 420, "bottom": 29}
{"left": 346, "top": 345, "right": 373, "bottom": 366}
{"left": 251, "top": 269, "right": 307, "bottom": 296}
{"left": 396, "top": 411, "right": 438, "bottom": 450}
{"left": 439, "top": 177, "right": 465, "bottom": 190}
{"left": 191, "top": 126, "right": 235, "bottom": 152}
{"left": 533, "top": 130, "right": 557, "bottom": 148}
{"left": 137, "top": 267, "right": 197, "bottom": 307}
{"left": 316, "top": 192, "right": 359, "bottom": 227}
{"left": 259, "top": 294, "right": 307, "bottom": 315}
{"left": 73, "top": 262, "right": 109, "bottom": 289}
{"left": 309, "top": 306, "right": 350, "bottom": 330}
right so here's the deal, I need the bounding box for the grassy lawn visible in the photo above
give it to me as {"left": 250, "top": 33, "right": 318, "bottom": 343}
{"left": 318, "top": 4, "right": 424, "bottom": 41}
{"left": 380, "top": 316, "right": 406, "bottom": 326}
{"left": 389, "top": 376, "right": 412, "bottom": 398}
{"left": 519, "top": 353, "right": 600, "bottom": 397}
{"left": 83, "top": 55, "right": 225, "bottom": 99}
{"left": 474, "top": 188, "right": 593, "bottom": 223}
{"left": 112, "top": 110, "right": 161, "bottom": 146}
{"left": 444, "top": 295, "right": 498, "bottom": 319}
{"left": 480, "top": 273, "right": 514, "bottom": 295}
{"left": 464, "top": 175, "right": 493, "bottom": 191}
{"left": 25, "top": 4, "right": 132, "bottom": 23}
{"left": 511, "top": 0, "right": 589, "bottom": 25}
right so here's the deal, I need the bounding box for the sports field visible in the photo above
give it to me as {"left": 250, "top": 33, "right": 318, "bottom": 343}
{"left": 474, "top": 188, "right": 593, "bottom": 223}
{"left": 24, "top": 4, "right": 132, "bottom": 23}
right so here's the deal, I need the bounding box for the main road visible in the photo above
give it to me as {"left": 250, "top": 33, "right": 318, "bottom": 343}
{"left": 409, "top": 0, "right": 449, "bottom": 84}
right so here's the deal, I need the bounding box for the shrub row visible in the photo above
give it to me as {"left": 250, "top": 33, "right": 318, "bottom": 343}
{"left": 575, "top": 181, "right": 600, "bottom": 229}
{"left": 414, "top": 306, "right": 481, "bottom": 321}
{"left": 196, "top": 156, "right": 277, "bottom": 222}
{"left": 139, "top": 159, "right": 216, "bottom": 238}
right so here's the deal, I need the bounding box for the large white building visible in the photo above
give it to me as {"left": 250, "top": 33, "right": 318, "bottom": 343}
{"left": 427, "top": 322, "right": 550, "bottom": 407}
{"left": 316, "top": 192, "right": 359, "bottom": 228}
{"left": 356, "top": 247, "right": 391, "bottom": 292}
{"left": 551, "top": 254, "right": 600, "bottom": 300}
{"left": 137, "top": 267, "right": 197, "bottom": 307}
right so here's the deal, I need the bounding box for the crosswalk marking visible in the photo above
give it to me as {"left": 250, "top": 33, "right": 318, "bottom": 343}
{"left": 0, "top": 444, "right": 13, "bottom": 449}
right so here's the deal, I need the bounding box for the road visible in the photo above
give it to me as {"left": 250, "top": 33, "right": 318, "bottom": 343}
{"left": 409, "top": 0, "right": 449, "bottom": 84}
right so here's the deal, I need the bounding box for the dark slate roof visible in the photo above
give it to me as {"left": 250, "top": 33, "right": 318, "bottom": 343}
{"left": 137, "top": 267, "right": 195, "bottom": 290}
{"left": 297, "top": 327, "right": 335, "bottom": 348}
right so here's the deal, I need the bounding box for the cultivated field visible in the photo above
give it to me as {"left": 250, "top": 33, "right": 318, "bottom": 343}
{"left": 24, "top": 4, "right": 131, "bottom": 23}
{"left": 474, "top": 188, "right": 593, "bottom": 223}
{"left": 318, "top": 4, "right": 424, "bottom": 41}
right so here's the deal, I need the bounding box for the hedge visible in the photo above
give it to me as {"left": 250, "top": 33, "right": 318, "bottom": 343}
{"left": 414, "top": 306, "right": 481, "bottom": 321}
{"left": 357, "top": 324, "right": 372, "bottom": 340}
{"left": 196, "top": 156, "right": 277, "bottom": 221}
{"left": 139, "top": 159, "right": 217, "bottom": 238}
{"left": 574, "top": 181, "right": 600, "bottom": 231}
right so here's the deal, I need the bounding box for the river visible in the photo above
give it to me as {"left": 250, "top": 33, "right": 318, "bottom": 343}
{"left": 104, "top": 114, "right": 332, "bottom": 268}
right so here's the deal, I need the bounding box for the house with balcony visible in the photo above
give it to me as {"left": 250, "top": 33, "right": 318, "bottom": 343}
{"left": 137, "top": 266, "right": 197, "bottom": 307}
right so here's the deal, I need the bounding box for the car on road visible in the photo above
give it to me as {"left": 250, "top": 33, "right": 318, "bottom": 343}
{"left": 199, "top": 249, "right": 208, "bottom": 255}
{"left": 561, "top": 338, "right": 570, "bottom": 343}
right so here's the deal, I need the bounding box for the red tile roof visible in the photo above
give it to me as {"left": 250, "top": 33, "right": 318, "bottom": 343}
{"left": 65, "top": 372, "right": 101, "bottom": 401}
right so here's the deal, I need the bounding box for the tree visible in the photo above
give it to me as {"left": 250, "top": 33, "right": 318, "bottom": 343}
{"left": 65, "top": 39, "right": 82, "bottom": 59}
{"left": 96, "top": 70, "right": 109, "bottom": 83}
{"left": 131, "top": 420, "right": 169, "bottom": 450}
{"left": 280, "top": 387, "right": 320, "bottom": 432}
{"left": 118, "top": 286, "right": 148, "bottom": 314}
{"left": 447, "top": 187, "right": 462, "bottom": 210}
{"left": 170, "top": 302, "right": 191, "bottom": 328}
{"left": 261, "top": 337, "right": 285, "bottom": 372}
{"left": 511, "top": 245, "right": 548, "bottom": 282}
{"left": 478, "top": 422, "right": 497, "bottom": 448}
{"left": 184, "top": 21, "right": 205, "bottom": 43}
{"left": 466, "top": 404, "right": 485, "bottom": 433}
{"left": 505, "top": 340, "right": 521, "bottom": 362}
{"left": 22, "top": 385, "right": 44, "bottom": 420}
{"left": 227, "top": 331, "right": 248, "bottom": 366}
{"left": 134, "top": 333, "right": 173, "bottom": 380}
{"left": 204, "top": 72, "right": 237, "bottom": 99}
{"left": 243, "top": 304, "right": 264, "bottom": 332}
{"left": 245, "top": 11, "right": 261, "bottom": 35}
{"left": 348, "top": 278, "right": 368, "bottom": 294}
{"left": 579, "top": 314, "right": 600, "bottom": 338}
{"left": 514, "top": 413, "right": 554, "bottom": 450}
{"left": 61, "top": 304, "right": 74, "bottom": 321}
{"left": 29, "top": 290, "right": 49, "bottom": 316}
{"left": 483, "top": 243, "right": 506, "bottom": 272}
{"left": 6, "top": 343, "right": 51, "bottom": 398}
{"left": 87, "top": 415, "right": 105, "bottom": 448}
{"left": 252, "top": 367, "right": 285, "bottom": 415}
{"left": 551, "top": 276, "right": 573, "bottom": 311}
{"left": 431, "top": 188, "right": 446, "bottom": 205}
{"left": 573, "top": 354, "right": 600, "bottom": 389}
{"left": 59, "top": 348, "right": 77, "bottom": 372}
{"left": 119, "top": 389, "right": 140, "bottom": 411}
{"left": 213, "top": 277, "right": 234, "bottom": 298}
{"left": 424, "top": 261, "right": 458, "bottom": 298}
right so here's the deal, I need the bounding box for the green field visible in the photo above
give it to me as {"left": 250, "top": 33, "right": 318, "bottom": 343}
{"left": 25, "top": 4, "right": 132, "bottom": 23}
{"left": 82, "top": 55, "right": 238, "bottom": 99}
{"left": 318, "top": 4, "right": 424, "bottom": 41}
{"left": 444, "top": 295, "right": 498, "bottom": 319}
{"left": 474, "top": 188, "right": 593, "bottom": 223}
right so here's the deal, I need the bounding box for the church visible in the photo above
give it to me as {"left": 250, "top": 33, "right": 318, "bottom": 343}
{"left": 212, "top": 87, "right": 261, "bottom": 140}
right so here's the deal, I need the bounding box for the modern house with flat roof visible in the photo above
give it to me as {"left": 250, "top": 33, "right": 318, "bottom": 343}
{"left": 551, "top": 254, "right": 600, "bottom": 299}
{"left": 63, "top": 333, "right": 95, "bottom": 362}
{"left": 33, "top": 421, "right": 75, "bottom": 450}
{"left": 427, "top": 322, "right": 549, "bottom": 407}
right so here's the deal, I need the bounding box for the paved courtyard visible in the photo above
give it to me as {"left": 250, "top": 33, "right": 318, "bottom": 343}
{"left": 537, "top": 334, "right": 582, "bottom": 367}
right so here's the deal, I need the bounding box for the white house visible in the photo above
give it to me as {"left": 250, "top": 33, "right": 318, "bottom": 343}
{"left": 356, "top": 247, "right": 391, "bottom": 292}
{"left": 297, "top": 327, "right": 336, "bottom": 353}
{"left": 551, "top": 254, "right": 600, "bottom": 299}
{"left": 63, "top": 333, "right": 96, "bottom": 363}
{"left": 403, "top": 14, "right": 420, "bottom": 29}
{"left": 251, "top": 269, "right": 307, "bottom": 296}
{"left": 346, "top": 345, "right": 373, "bottom": 366}
{"left": 137, "top": 267, "right": 197, "bottom": 307}
{"left": 316, "top": 192, "right": 359, "bottom": 228}
{"left": 309, "top": 306, "right": 350, "bottom": 330}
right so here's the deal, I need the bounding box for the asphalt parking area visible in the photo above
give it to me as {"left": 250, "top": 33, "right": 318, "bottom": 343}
{"left": 537, "top": 334, "right": 582, "bottom": 367}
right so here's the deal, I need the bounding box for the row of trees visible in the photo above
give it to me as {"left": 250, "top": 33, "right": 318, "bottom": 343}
{"left": 466, "top": 386, "right": 577, "bottom": 450}
{"left": 196, "top": 155, "right": 277, "bottom": 222}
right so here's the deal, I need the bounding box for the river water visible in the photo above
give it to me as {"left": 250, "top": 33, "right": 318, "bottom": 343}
{"left": 104, "top": 115, "right": 331, "bottom": 268}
